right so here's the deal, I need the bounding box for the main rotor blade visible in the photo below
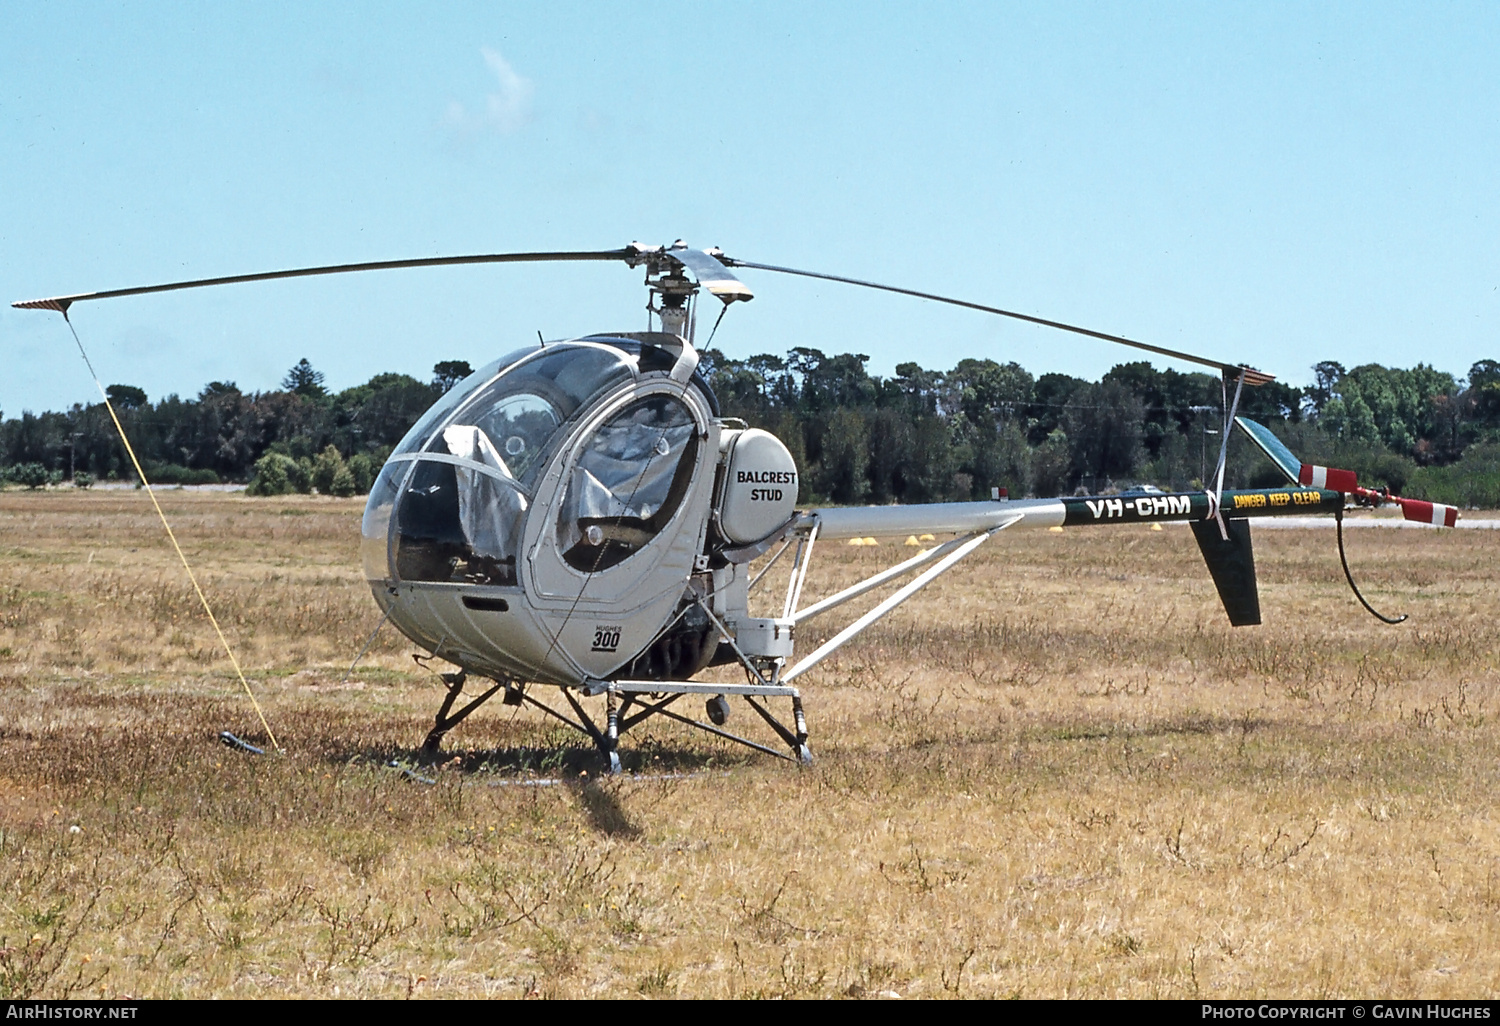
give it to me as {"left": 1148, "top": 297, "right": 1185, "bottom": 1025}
{"left": 667, "top": 248, "right": 753, "bottom": 303}
{"left": 13, "top": 248, "right": 641, "bottom": 312}
{"left": 720, "top": 257, "right": 1273, "bottom": 384}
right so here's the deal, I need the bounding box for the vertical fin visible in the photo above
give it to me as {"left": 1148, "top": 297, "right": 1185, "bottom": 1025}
{"left": 1190, "top": 517, "right": 1261, "bottom": 626}
{"left": 1234, "top": 416, "right": 1301, "bottom": 484}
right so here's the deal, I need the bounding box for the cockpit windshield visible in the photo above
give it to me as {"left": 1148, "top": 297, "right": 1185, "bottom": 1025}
{"left": 390, "top": 347, "right": 531, "bottom": 459}
{"left": 381, "top": 342, "right": 642, "bottom": 586}
{"left": 419, "top": 346, "right": 634, "bottom": 483}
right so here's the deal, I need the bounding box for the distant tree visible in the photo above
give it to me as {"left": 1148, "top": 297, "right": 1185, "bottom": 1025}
{"left": 432, "top": 360, "right": 474, "bottom": 393}
{"left": 905, "top": 416, "right": 957, "bottom": 502}
{"left": 182, "top": 382, "right": 259, "bottom": 478}
{"left": 702, "top": 349, "right": 781, "bottom": 422}
{"left": 968, "top": 420, "right": 1033, "bottom": 499}
{"left": 289, "top": 456, "right": 314, "bottom": 494}
{"left": 892, "top": 362, "right": 942, "bottom": 418}
{"left": 105, "top": 384, "right": 148, "bottom": 409}
{"left": 945, "top": 358, "right": 1033, "bottom": 426}
{"left": 814, "top": 408, "right": 870, "bottom": 504}
{"left": 349, "top": 373, "right": 441, "bottom": 448}
{"left": 788, "top": 348, "right": 877, "bottom": 412}
{"left": 1064, "top": 380, "right": 1145, "bottom": 489}
{"left": 1027, "top": 372, "right": 1089, "bottom": 445}
{"left": 1306, "top": 361, "right": 1347, "bottom": 419}
{"left": 865, "top": 407, "right": 914, "bottom": 504}
{"left": 1031, "top": 429, "right": 1071, "bottom": 497}
{"left": 282, "top": 359, "right": 327, "bottom": 399}
{"left": 1469, "top": 359, "right": 1500, "bottom": 432}
{"left": 329, "top": 462, "right": 357, "bottom": 497}
{"left": 1326, "top": 364, "right": 1457, "bottom": 456}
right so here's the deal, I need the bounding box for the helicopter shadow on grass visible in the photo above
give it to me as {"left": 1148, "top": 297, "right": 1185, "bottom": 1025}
{"left": 334, "top": 737, "right": 746, "bottom": 836}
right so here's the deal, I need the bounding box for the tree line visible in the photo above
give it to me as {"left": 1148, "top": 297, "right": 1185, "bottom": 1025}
{"left": 697, "top": 349, "right": 1500, "bottom": 507}
{"left": 3, "top": 351, "right": 1498, "bottom": 507}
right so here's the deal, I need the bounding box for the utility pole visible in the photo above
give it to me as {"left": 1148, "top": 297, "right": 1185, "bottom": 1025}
{"left": 1188, "top": 406, "right": 1217, "bottom": 487}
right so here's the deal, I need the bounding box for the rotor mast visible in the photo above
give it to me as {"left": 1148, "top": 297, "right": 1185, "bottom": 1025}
{"left": 642, "top": 241, "right": 699, "bottom": 340}
{"left": 625, "top": 240, "right": 755, "bottom": 342}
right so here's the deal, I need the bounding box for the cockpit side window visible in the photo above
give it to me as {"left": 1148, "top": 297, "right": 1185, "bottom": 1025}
{"left": 557, "top": 395, "right": 700, "bottom": 572}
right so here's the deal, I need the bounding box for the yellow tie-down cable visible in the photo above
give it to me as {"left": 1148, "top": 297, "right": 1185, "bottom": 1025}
{"left": 62, "top": 314, "right": 281, "bottom": 752}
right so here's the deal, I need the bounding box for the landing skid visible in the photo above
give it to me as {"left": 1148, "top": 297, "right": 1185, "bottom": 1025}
{"left": 418, "top": 672, "right": 812, "bottom": 773}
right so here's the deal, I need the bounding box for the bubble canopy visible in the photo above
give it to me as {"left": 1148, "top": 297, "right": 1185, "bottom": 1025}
{"left": 361, "top": 337, "right": 716, "bottom": 588}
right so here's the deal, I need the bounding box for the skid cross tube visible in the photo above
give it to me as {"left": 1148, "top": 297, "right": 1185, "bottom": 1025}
{"left": 619, "top": 692, "right": 685, "bottom": 732}
{"left": 646, "top": 704, "right": 800, "bottom": 762}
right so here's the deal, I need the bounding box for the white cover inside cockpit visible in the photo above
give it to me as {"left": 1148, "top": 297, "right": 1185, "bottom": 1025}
{"left": 443, "top": 424, "right": 529, "bottom": 566}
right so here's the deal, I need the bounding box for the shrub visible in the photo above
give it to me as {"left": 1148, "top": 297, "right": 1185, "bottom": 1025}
{"left": 1406, "top": 442, "right": 1500, "bottom": 508}
{"left": 7, "top": 463, "right": 50, "bottom": 490}
{"left": 347, "top": 453, "right": 375, "bottom": 494}
{"left": 72, "top": 472, "right": 93, "bottom": 489}
{"left": 247, "top": 453, "right": 295, "bottom": 496}
{"left": 312, "top": 445, "right": 347, "bottom": 495}
{"left": 329, "top": 464, "right": 357, "bottom": 497}
{"left": 144, "top": 463, "right": 221, "bottom": 486}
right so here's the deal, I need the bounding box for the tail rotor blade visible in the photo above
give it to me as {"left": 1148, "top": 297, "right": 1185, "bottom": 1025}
{"left": 1395, "top": 498, "right": 1459, "bottom": 528}
{"left": 1296, "top": 463, "right": 1360, "bottom": 493}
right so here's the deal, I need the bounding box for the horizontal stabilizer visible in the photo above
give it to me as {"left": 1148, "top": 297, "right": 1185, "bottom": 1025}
{"left": 1191, "top": 517, "right": 1261, "bottom": 626}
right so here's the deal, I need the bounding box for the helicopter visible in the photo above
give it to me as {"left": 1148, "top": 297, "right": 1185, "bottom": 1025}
{"left": 14, "top": 242, "right": 1461, "bottom": 773}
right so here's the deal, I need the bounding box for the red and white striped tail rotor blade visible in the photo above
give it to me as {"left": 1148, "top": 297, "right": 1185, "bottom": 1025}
{"left": 1297, "top": 463, "right": 1359, "bottom": 493}
{"left": 1396, "top": 498, "right": 1459, "bottom": 528}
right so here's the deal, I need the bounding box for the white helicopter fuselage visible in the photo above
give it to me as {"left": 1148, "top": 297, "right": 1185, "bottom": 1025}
{"left": 361, "top": 332, "right": 801, "bottom": 689}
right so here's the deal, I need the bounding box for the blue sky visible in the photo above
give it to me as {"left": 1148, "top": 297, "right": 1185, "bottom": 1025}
{"left": 3, "top": 2, "right": 1496, "bottom": 414}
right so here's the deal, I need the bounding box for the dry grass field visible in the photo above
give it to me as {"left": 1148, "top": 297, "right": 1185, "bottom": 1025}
{"left": 1, "top": 488, "right": 1498, "bottom": 999}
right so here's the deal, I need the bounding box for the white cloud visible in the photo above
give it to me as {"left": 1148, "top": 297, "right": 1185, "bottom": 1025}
{"left": 444, "top": 47, "right": 533, "bottom": 135}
